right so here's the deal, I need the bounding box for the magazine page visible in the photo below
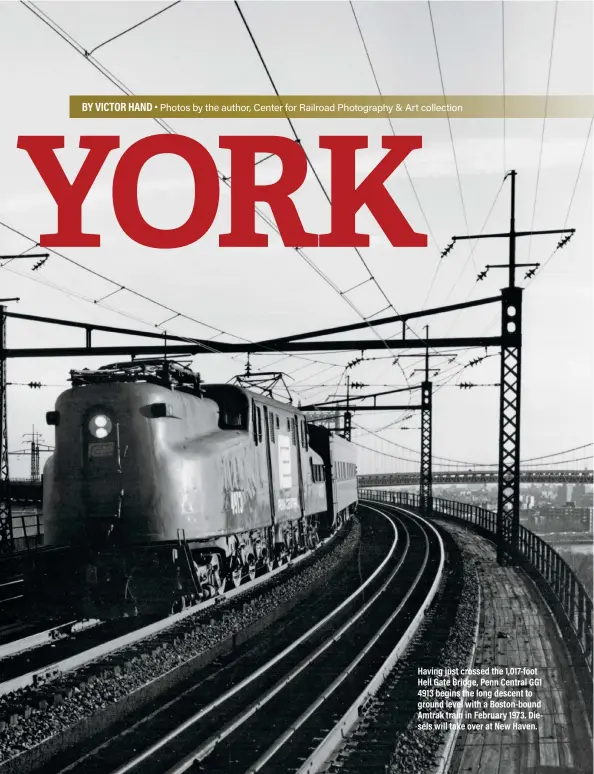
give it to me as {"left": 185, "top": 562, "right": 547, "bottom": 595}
{"left": 0, "top": 1, "right": 592, "bottom": 773}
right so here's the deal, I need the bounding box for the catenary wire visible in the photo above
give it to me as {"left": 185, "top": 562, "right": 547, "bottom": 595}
{"left": 526, "top": 0, "right": 558, "bottom": 266}
{"left": 19, "top": 0, "right": 423, "bottom": 393}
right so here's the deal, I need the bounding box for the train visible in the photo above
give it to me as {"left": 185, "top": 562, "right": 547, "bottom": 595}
{"left": 27, "top": 360, "right": 358, "bottom": 619}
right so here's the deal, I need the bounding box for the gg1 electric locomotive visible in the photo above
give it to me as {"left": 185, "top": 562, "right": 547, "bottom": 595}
{"left": 28, "top": 360, "right": 358, "bottom": 619}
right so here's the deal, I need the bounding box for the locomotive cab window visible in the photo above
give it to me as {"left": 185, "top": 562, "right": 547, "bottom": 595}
{"left": 203, "top": 385, "right": 248, "bottom": 430}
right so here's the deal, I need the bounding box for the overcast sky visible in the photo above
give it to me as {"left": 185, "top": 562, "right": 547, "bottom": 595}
{"left": 0, "top": 0, "right": 592, "bottom": 476}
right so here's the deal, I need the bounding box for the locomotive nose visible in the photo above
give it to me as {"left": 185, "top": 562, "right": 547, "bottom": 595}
{"left": 83, "top": 407, "right": 124, "bottom": 545}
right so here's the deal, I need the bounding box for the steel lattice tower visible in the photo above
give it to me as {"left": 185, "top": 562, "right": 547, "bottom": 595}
{"left": 0, "top": 305, "right": 13, "bottom": 553}
{"left": 452, "top": 170, "right": 573, "bottom": 565}
{"left": 420, "top": 380, "right": 433, "bottom": 517}
{"left": 496, "top": 287, "right": 523, "bottom": 563}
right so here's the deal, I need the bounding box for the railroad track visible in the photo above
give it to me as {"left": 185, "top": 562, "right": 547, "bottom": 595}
{"left": 0, "top": 578, "right": 23, "bottom": 609}
{"left": 0, "top": 619, "right": 103, "bottom": 662}
{"left": 33, "top": 503, "right": 444, "bottom": 774}
{"left": 0, "top": 577, "right": 27, "bottom": 640}
{"left": 0, "top": 546, "right": 69, "bottom": 631}
{"left": 0, "top": 522, "right": 351, "bottom": 700}
{"left": 0, "top": 517, "right": 366, "bottom": 773}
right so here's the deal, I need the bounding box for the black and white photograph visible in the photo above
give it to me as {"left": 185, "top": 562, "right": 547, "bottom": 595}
{"left": 0, "top": 1, "right": 592, "bottom": 773}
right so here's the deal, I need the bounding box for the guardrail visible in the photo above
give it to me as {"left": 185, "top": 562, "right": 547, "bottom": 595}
{"left": 359, "top": 489, "right": 593, "bottom": 687}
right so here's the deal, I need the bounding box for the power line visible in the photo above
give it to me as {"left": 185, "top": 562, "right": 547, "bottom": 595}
{"left": 0, "top": 220, "right": 233, "bottom": 342}
{"left": 426, "top": 1, "right": 472, "bottom": 268}
{"left": 351, "top": 351, "right": 497, "bottom": 444}
{"left": 349, "top": 1, "right": 448, "bottom": 334}
{"left": 441, "top": 177, "right": 507, "bottom": 315}
{"left": 234, "top": 0, "right": 415, "bottom": 392}
{"left": 501, "top": 0, "right": 506, "bottom": 175}
{"left": 348, "top": 2, "right": 440, "bottom": 255}
{"left": 87, "top": 1, "right": 181, "bottom": 56}
{"left": 346, "top": 0, "right": 455, "bottom": 411}
{"left": 5, "top": 5, "right": 354, "bottom": 379}
{"left": 528, "top": 115, "right": 593, "bottom": 284}
{"left": 526, "top": 0, "right": 558, "bottom": 266}
{"left": 18, "top": 0, "right": 415, "bottom": 389}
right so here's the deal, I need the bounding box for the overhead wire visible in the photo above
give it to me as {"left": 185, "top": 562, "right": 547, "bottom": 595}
{"left": 12, "top": 1, "right": 591, "bottom": 466}
{"left": 412, "top": 0, "right": 476, "bottom": 312}
{"left": 526, "top": 0, "right": 558, "bottom": 266}
{"left": 501, "top": 0, "right": 507, "bottom": 175}
{"left": 87, "top": 1, "right": 182, "bottom": 56}
{"left": 473, "top": 108, "right": 592, "bottom": 337}
{"left": 0, "top": 220, "right": 347, "bottom": 379}
{"left": 18, "top": 0, "right": 428, "bottom": 392}
{"left": 348, "top": 0, "right": 448, "bottom": 365}
{"left": 233, "top": 0, "right": 414, "bottom": 392}
{"left": 9, "top": 2, "right": 360, "bottom": 380}
{"left": 426, "top": 1, "right": 471, "bottom": 260}
{"left": 528, "top": 115, "right": 593, "bottom": 284}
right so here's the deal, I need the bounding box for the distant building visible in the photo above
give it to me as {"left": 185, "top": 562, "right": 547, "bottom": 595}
{"left": 522, "top": 504, "right": 593, "bottom": 533}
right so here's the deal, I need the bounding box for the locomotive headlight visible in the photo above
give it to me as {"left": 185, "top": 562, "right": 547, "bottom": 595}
{"left": 89, "top": 414, "right": 112, "bottom": 438}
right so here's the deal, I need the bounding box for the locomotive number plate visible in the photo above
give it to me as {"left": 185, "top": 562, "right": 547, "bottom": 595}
{"left": 88, "top": 442, "right": 115, "bottom": 458}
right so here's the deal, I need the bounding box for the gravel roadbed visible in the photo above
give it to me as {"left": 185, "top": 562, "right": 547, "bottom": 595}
{"left": 322, "top": 521, "right": 479, "bottom": 774}
{"left": 0, "top": 519, "right": 360, "bottom": 770}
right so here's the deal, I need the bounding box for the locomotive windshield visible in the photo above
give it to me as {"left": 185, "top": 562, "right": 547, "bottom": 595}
{"left": 203, "top": 385, "right": 249, "bottom": 430}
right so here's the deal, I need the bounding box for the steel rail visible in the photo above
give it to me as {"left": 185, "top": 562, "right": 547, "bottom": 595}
{"left": 106, "top": 509, "right": 399, "bottom": 774}
{"left": 0, "top": 594, "right": 23, "bottom": 604}
{"left": 161, "top": 505, "right": 409, "bottom": 774}
{"left": 251, "top": 504, "right": 444, "bottom": 774}
{"left": 0, "top": 533, "right": 338, "bottom": 698}
{"left": 0, "top": 619, "right": 101, "bottom": 661}
{"left": 432, "top": 565, "right": 481, "bottom": 774}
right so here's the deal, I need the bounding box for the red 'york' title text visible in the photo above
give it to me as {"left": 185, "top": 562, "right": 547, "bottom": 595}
{"left": 17, "top": 134, "right": 428, "bottom": 249}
